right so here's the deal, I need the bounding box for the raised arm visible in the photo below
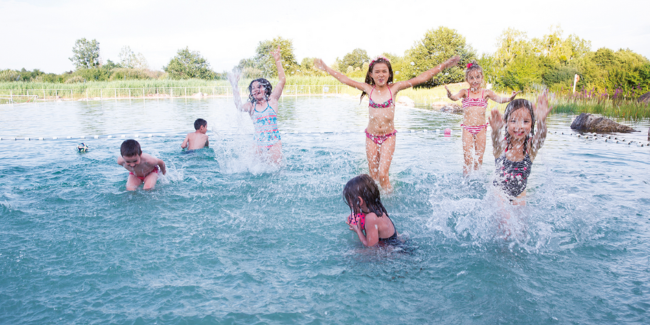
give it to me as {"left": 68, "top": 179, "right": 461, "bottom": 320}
{"left": 228, "top": 69, "right": 252, "bottom": 114}
{"left": 269, "top": 46, "right": 285, "bottom": 101}
{"left": 393, "top": 55, "right": 460, "bottom": 92}
{"left": 445, "top": 85, "right": 465, "bottom": 101}
{"left": 489, "top": 108, "right": 506, "bottom": 159}
{"left": 314, "top": 58, "right": 372, "bottom": 93}
{"left": 530, "top": 91, "right": 553, "bottom": 161}
{"left": 486, "top": 90, "right": 520, "bottom": 104}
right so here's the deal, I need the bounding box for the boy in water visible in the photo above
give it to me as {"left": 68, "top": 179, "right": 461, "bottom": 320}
{"left": 117, "top": 139, "right": 166, "bottom": 191}
{"left": 181, "top": 118, "right": 210, "bottom": 151}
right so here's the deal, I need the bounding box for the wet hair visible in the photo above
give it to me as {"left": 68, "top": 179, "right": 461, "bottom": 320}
{"left": 465, "top": 60, "right": 484, "bottom": 82}
{"left": 120, "top": 139, "right": 142, "bottom": 157}
{"left": 194, "top": 118, "right": 207, "bottom": 130}
{"left": 503, "top": 99, "right": 535, "bottom": 154}
{"left": 360, "top": 57, "right": 394, "bottom": 103}
{"left": 343, "top": 174, "right": 388, "bottom": 218}
{"left": 248, "top": 78, "right": 273, "bottom": 104}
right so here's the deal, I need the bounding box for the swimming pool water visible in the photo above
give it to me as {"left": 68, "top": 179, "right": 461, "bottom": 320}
{"left": 1, "top": 97, "right": 649, "bottom": 323}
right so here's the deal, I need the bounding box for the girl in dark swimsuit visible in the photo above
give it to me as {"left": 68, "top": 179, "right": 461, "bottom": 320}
{"left": 488, "top": 91, "right": 554, "bottom": 205}
{"left": 343, "top": 174, "right": 400, "bottom": 246}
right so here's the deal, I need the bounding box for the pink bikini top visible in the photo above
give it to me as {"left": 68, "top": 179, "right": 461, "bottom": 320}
{"left": 369, "top": 87, "right": 393, "bottom": 108}
{"left": 462, "top": 89, "right": 488, "bottom": 109}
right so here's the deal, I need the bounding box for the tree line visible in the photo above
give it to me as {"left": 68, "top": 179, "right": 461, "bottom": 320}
{"left": 1, "top": 27, "right": 648, "bottom": 97}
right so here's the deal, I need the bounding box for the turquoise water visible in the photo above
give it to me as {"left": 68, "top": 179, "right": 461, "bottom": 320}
{"left": 1, "top": 97, "right": 649, "bottom": 324}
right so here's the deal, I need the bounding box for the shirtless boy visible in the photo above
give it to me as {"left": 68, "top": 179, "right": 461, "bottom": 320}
{"left": 117, "top": 139, "right": 167, "bottom": 191}
{"left": 181, "top": 118, "right": 209, "bottom": 151}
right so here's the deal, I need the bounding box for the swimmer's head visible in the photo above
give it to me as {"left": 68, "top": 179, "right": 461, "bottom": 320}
{"left": 194, "top": 118, "right": 207, "bottom": 131}
{"left": 465, "top": 61, "right": 484, "bottom": 92}
{"left": 120, "top": 139, "right": 142, "bottom": 157}
{"left": 360, "top": 57, "right": 394, "bottom": 103}
{"left": 248, "top": 78, "right": 272, "bottom": 103}
{"left": 343, "top": 174, "right": 388, "bottom": 218}
{"left": 503, "top": 99, "right": 535, "bottom": 153}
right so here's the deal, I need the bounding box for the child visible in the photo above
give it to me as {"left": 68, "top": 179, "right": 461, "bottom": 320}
{"left": 488, "top": 91, "right": 553, "bottom": 205}
{"left": 228, "top": 46, "right": 286, "bottom": 164}
{"left": 315, "top": 55, "right": 460, "bottom": 192}
{"left": 445, "top": 61, "right": 519, "bottom": 175}
{"left": 117, "top": 139, "right": 166, "bottom": 191}
{"left": 344, "top": 174, "right": 400, "bottom": 247}
{"left": 181, "top": 118, "right": 209, "bottom": 151}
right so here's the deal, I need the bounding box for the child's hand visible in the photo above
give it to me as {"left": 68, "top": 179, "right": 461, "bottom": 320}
{"left": 346, "top": 215, "right": 359, "bottom": 232}
{"left": 227, "top": 68, "right": 241, "bottom": 85}
{"left": 509, "top": 91, "right": 520, "bottom": 101}
{"left": 445, "top": 55, "right": 461, "bottom": 68}
{"left": 271, "top": 46, "right": 282, "bottom": 62}
{"left": 445, "top": 85, "right": 452, "bottom": 99}
{"left": 313, "top": 58, "right": 327, "bottom": 71}
{"left": 489, "top": 108, "right": 504, "bottom": 130}
{"left": 534, "top": 90, "right": 553, "bottom": 122}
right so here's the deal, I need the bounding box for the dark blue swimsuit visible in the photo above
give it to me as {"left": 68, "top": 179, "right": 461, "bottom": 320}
{"left": 494, "top": 153, "right": 532, "bottom": 198}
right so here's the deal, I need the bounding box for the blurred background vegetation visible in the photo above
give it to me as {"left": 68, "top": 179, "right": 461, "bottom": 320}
{"left": 1, "top": 25, "right": 649, "bottom": 101}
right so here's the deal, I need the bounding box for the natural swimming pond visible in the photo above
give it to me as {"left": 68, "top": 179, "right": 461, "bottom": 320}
{"left": 1, "top": 97, "right": 649, "bottom": 323}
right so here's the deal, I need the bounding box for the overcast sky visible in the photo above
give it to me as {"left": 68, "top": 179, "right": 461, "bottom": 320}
{"left": 1, "top": 0, "right": 649, "bottom": 73}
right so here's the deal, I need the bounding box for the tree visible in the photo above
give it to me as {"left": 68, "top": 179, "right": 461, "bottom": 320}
{"left": 402, "top": 27, "right": 475, "bottom": 87}
{"left": 69, "top": 38, "right": 101, "bottom": 70}
{"left": 239, "top": 37, "right": 298, "bottom": 78}
{"left": 337, "top": 48, "right": 370, "bottom": 74}
{"left": 119, "top": 46, "right": 149, "bottom": 70}
{"left": 164, "top": 47, "right": 215, "bottom": 80}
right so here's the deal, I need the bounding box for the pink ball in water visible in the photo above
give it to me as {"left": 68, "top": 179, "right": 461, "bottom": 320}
{"left": 444, "top": 128, "right": 451, "bottom": 136}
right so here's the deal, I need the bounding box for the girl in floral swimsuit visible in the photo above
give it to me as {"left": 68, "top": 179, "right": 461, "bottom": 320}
{"left": 315, "top": 55, "right": 460, "bottom": 192}
{"left": 229, "top": 46, "right": 286, "bottom": 164}
{"left": 445, "top": 61, "right": 519, "bottom": 176}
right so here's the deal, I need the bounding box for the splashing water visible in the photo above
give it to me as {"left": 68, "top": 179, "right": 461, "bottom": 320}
{"left": 1, "top": 97, "right": 649, "bottom": 323}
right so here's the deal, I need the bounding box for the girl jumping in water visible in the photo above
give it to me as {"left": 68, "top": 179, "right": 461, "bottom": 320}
{"left": 229, "top": 46, "right": 286, "bottom": 164}
{"left": 445, "top": 61, "right": 518, "bottom": 175}
{"left": 344, "top": 174, "right": 400, "bottom": 247}
{"left": 315, "top": 55, "right": 460, "bottom": 192}
{"left": 488, "top": 91, "right": 553, "bottom": 205}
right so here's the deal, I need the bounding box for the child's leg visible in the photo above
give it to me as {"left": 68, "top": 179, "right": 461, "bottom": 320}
{"left": 377, "top": 136, "right": 396, "bottom": 191}
{"left": 126, "top": 174, "right": 143, "bottom": 191}
{"left": 142, "top": 171, "right": 159, "bottom": 190}
{"left": 461, "top": 129, "right": 474, "bottom": 176}
{"left": 365, "top": 138, "right": 381, "bottom": 181}
{"left": 474, "top": 128, "right": 487, "bottom": 171}
{"left": 267, "top": 142, "right": 283, "bottom": 165}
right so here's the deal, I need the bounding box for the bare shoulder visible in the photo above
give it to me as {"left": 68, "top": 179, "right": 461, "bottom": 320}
{"left": 117, "top": 156, "right": 124, "bottom": 164}
{"left": 141, "top": 153, "right": 158, "bottom": 164}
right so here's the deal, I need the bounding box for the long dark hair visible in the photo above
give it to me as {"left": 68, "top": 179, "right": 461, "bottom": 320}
{"left": 360, "top": 57, "right": 394, "bottom": 103}
{"left": 503, "top": 99, "right": 535, "bottom": 154}
{"left": 343, "top": 174, "right": 388, "bottom": 218}
{"left": 248, "top": 78, "right": 273, "bottom": 104}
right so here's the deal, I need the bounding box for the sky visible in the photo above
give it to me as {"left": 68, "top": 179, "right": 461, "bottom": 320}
{"left": 1, "top": 0, "right": 649, "bottom": 74}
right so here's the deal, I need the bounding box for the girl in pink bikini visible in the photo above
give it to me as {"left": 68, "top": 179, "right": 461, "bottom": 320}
{"left": 315, "top": 55, "right": 460, "bottom": 192}
{"left": 445, "top": 61, "right": 519, "bottom": 176}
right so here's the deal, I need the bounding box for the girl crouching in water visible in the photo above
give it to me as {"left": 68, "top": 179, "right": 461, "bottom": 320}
{"left": 488, "top": 91, "right": 553, "bottom": 205}
{"left": 445, "top": 61, "right": 519, "bottom": 175}
{"left": 344, "top": 174, "right": 400, "bottom": 247}
{"left": 315, "top": 55, "right": 460, "bottom": 192}
{"left": 229, "top": 46, "right": 286, "bottom": 164}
